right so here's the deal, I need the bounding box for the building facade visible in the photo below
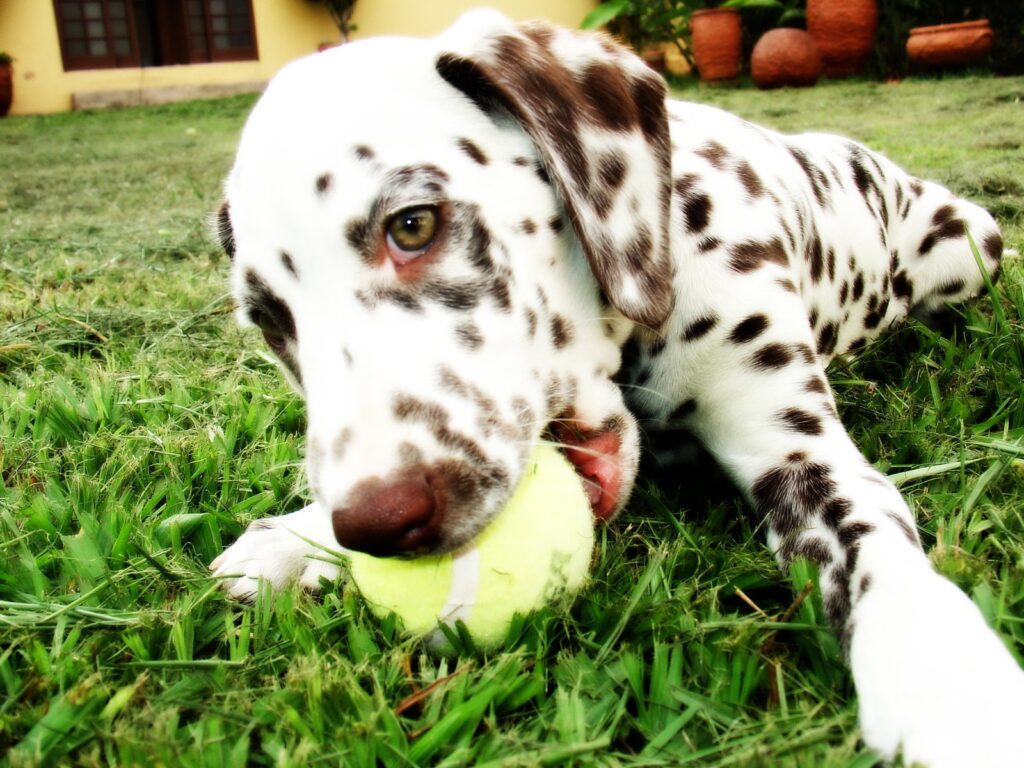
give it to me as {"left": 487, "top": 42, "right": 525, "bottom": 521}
{"left": 0, "top": 1, "right": 597, "bottom": 115}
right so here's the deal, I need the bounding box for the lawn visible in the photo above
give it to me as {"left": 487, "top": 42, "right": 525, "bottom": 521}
{"left": 1, "top": 74, "right": 1022, "bottom": 766}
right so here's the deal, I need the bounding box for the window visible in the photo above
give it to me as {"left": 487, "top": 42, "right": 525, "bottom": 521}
{"left": 53, "top": 0, "right": 258, "bottom": 71}
{"left": 54, "top": 1, "right": 138, "bottom": 70}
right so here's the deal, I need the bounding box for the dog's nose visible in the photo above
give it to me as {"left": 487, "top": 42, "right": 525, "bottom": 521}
{"left": 332, "top": 470, "right": 442, "bottom": 556}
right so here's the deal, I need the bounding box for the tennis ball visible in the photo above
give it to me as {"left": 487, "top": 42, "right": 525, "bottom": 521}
{"left": 348, "top": 444, "right": 594, "bottom": 649}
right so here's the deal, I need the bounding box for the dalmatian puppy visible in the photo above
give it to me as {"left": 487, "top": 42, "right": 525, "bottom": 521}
{"left": 210, "top": 10, "right": 1024, "bottom": 766}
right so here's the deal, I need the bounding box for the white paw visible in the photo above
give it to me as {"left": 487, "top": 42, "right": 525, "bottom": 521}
{"left": 210, "top": 506, "right": 342, "bottom": 600}
{"left": 852, "top": 566, "right": 1024, "bottom": 767}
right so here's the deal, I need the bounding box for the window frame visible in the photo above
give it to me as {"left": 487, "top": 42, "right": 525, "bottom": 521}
{"left": 52, "top": 0, "right": 259, "bottom": 71}
{"left": 53, "top": 0, "right": 141, "bottom": 71}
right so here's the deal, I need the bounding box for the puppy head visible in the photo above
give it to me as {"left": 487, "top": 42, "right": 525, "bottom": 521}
{"left": 218, "top": 11, "right": 672, "bottom": 555}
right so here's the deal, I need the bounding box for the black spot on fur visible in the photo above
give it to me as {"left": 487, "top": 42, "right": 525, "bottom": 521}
{"left": 892, "top": 271, "right": 913, "bottom": 301}
{"left": 684, "top": 194, "right": 713, "bottom": 234}
{"left": 455, "top": 322, "right": 484, "bottom": 350}
{"left": 824, "top": 573, "right": 852, "bottom": 636}
{"left": 838, "top": 521, "right": 875, "bottom": 549}
{"left": 354, "top": 145, "right": 375, "bottom": 161}
{"left": 850, "top": 154, "right": 871, "bottom": 197}
{"left": 817, "top": 322, "right": 839, "bottom": 356}
{"left": 778, "top": 407, "right": 824, "bottom": 435}
{"left": 729, "top": 238, "right": 788, "bottom": 273}
{"left": 363, "top": 287, "right": 423, "bottom": 313}
{"left": 681, "top": 314, "right": 719, "bottom": 342}
{"left": 315, "top": 173, "right": 332, "bottom": 194}
{"left": 598, "top": 152, "right": 627, "bottom": 192}
{"left": 983, "top": 232, "right": 1003, "bottom": 263}
{"left": 280, "top": 251, "right": 298, "bottom": 279}
{"left": 793, "top": 344, "right": 816, "bottom": 364}
{"left": 457, "top": 137, "right": 489, "bottom": 165}
{"left": 695, "top": 141, "right": 729, "bottom": 169}
{"left": 822, "top": 497, "right": 851, "bottom": 530}
{"left": 488, "top": 278, "right": 512, "bottom": 312}
{"left": 520, "top": 219, "right": 537, "bottom": 235}
{"left": 852, "top": 272, "right": 865, "bottom": 302}
{"left": 790, "top": 537, "right": 833, "bottom": 566}
{"left": 753, "top": 456, "right": 836, "bottom": 536}
{"left": 735, "top": 159, "right": 765, "bottom": 199}
{"left": 698, "top": 237, "right": 721, "bottom": 254}
{"left": 548, "top": 215, "right": 564, "bottom": 234}
{"left": 805, "top": 376, "right": 828, "bottom": 394}
{"left": 788, "top": 146, "right": 828, "bottom": 207}
{"left": 346, "top": 218, "right": 376, "bottom": 266}
{"left": 885, "top": 510, "right": 920, "bottom": 547}
{"left": 729, "top": 314, "right": 769, "bottom": 344}
{"left": 919, "top": 205, "right": 966, "bottom": 256}
{"left": 858, "top": 574, "right": 872, "bottom": 599}
{"left": 808, "top": 235, "right": 824, "bottom": 283}
{"left": 550, "top": 314, "right": 574, "bottom": 348}
{"left": 244, "top": 269, "right": 296, "bottom": 341}
{"left": 216, "top": 202, "right": 235, "bottom": 259}
{"left": 751, "top": 343, "right": 793, "bottom": 369}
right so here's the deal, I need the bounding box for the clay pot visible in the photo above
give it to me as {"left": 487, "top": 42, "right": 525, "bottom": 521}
{"left": 807, "top": 0, "right": 878, "bottom": 77}
{"left": 907, "top": 20, "right": 993, "bottom": 68}
{"left": 752, "top": 29, "right": 822, "bottom": 89}
{"left": 0, "top": 64, "right": 11, "bottom": 117}
{"left": 691, "top": 8, "right": 742, "bottom": 81}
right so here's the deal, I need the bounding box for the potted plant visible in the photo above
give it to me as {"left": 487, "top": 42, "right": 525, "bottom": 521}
{"left": 806, "top": 0, "right": 878, "bottom": 77}
{"left": 0, "top": 53, "right": 12, "bottom": 118}
{"left": 582, "top": 0, "right": 768, "bottom": 81}
{"left": 306, "top": 0, "right": 357, "bottom": 46}
{"left": 745, "top": 1, "right": 822, "bottom": 89}
{"left": 906, "top": 19, "right": 994, "bottom": 68}
{"left": 581, "top": 0, "right": 691, "bottom": 73}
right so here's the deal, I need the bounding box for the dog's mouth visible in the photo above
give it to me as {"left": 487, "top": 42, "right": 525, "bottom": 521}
{"left": 548, "top": 422, "right": 624, "bottom": 521}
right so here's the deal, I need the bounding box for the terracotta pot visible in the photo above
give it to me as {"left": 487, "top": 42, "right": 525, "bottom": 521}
{"left": 807, "top": 0, "right": 878, "bottom": 77}
{"left": 0, "top": 64, "right": 11, "bottom": 117}
{"left": 751, "top": 29, "right": 822, "bottom": 89}
{"left": 907, "top": 20, "right": 993, "bottom": 68}
{"left": 691, "top": 8, "right": 742, "bottom": 81}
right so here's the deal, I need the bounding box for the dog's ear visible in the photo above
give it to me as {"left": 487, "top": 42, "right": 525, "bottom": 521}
{"left": 436, "top": 11, "right": 674, "bottom": 328}
{"left": 214, "top": 201, "right": 235, "bottom": 260}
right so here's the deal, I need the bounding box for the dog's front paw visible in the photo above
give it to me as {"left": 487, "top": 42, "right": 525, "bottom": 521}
{"left": 210, "top": 506, "right": 341, "bottom": 600}
{"left": 851, "top": 567, "right": 1024, "bottom": 767}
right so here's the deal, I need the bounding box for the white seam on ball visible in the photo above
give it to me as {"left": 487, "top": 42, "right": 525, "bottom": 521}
{"left": 440, "top": 547, "right": 480, "bottom": 625}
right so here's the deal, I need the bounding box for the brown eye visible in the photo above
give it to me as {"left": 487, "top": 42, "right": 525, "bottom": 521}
{"left": 261, "top": 328, "right": 288, "bottom": 355}
{"left": 385, "top": 206, "right": 438, "bottom": 262}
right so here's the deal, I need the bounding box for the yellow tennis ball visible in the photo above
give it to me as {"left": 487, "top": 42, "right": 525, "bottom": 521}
{"left": 348, "top": 444, "right": 594, "bottom": 649}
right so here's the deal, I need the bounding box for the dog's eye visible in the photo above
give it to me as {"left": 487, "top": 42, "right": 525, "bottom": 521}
{"left": 261, "top": 327, "right": 288, "bottom": 355}
{"left": 385, "top": 206, "right": 438, "bottom": 262}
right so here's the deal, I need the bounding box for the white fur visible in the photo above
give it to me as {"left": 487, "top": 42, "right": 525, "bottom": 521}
{"left": 213, "top": 11, "right": 1021, "bottom": 766}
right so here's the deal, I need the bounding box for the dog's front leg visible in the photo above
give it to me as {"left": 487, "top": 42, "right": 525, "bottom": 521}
{"left": 210, "top": 503, "right": 341, "bottom": 599}
{"left": 678, "top": 328, "right": 1024, "bottom": 766}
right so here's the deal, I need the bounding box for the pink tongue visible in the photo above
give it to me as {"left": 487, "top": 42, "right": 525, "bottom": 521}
{"left": 558, "top": 430, "right": 622, "bottom": 521}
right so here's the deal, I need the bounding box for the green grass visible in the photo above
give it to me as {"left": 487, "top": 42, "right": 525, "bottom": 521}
{"left": 1, "top": 74, "right": 1023, "bottom": 766}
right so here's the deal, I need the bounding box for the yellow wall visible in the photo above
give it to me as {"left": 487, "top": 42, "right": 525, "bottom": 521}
{"left": 0, "top": 1, "right": 598, "bottom": 115}
{"left": 351, "top": 1, "right": 598, "bottom": 39}
{"left": 0, "top": 0, "right": 336, "bottom": 115}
